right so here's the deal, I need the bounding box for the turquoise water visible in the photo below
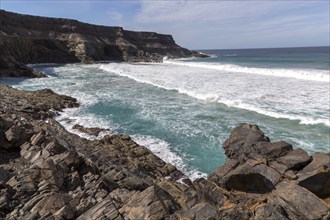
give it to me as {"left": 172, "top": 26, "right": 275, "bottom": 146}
{"left": 1, "top": 47, "right": 329, "bottom": 179}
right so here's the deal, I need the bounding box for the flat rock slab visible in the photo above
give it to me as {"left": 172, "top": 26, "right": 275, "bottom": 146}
{"left": 254, "top": 141, "right": 293, "bottom": 159}
{"left": 277, "top": 148, "right": 311, "bottom": 170}
{"left": 273, "top": 181, "right": 330, "bottom": 219}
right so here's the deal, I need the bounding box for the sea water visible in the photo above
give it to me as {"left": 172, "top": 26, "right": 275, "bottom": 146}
{"left": 1, "top": 46, "right": 329, "bottom": 179}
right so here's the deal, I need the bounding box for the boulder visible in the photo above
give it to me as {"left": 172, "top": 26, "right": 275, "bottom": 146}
{"left": 223, "top": 124, "right": 270, "bottom": 159}
{"left": 253, "top": 141, "right": 293, "bottom": 159}
{"left": 5, "top": 125, "right": 33, "bottom": 148}
{"left": 223, "top": 161, "right": 281, "bottom": 193}
{"left": 297, "top": 153, "right": 330, "bottom": 198}
{"left": 277, "top": 148, "right": 311, "bottom": 170}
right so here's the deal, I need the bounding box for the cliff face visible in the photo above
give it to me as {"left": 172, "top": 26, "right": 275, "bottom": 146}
{"left": 0, "top": 10, "right": 201, "bottom": 77}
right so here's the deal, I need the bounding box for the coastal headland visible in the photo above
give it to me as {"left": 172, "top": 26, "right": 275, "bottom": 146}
{"left": 0, "top": 10, "right": 329, "bottom": 220}
{"left": 0, "top": 10, "right": 204, "bottom": 78}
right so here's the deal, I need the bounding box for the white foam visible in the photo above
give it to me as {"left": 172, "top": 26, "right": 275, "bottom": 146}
{"left": 220, "top": 100, "right": 330, "bottom": 127}
{"left": 132, "top": 135, "right": 207, "bottom": 180}
{"left": 164, "top": 60, "right": 330, "bottom": 82}
{"left": 55, "top": 107, "right": 114, "bottom": 140}
{"left": 100, "top": 63, "right": 329, "bottom": 127}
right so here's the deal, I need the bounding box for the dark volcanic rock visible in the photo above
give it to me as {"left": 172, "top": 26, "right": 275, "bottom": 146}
{"left": 223, "top": 123, "right": 270, "bottom": 160}
{"left": 0, "top": 10, "right": 205, "bottom": 77}
{"left": 0, "top": 86, "right": 329, "bottom": 219}
{"left": 223, "top": 162, "right": 281, "bottom": 193}
{"left": 72, "top": 124, "right": 110, "bottom": 137}
{"left": 277, "top": 148, "right": 312, "bottom": 170}
{"left": 297, "top": 153, "right": 330, "bottom": 198}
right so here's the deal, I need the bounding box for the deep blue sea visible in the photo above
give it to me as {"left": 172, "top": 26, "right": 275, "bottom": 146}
{"left": 1, "top": 46, "right": 329, "bottom": 179}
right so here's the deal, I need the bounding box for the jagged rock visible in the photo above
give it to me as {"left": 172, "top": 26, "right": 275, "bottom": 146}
{"left": 254, "top": 201, "right": 290, "bottom": 220}
{"left": 30, "top": 132, "right": 45, "bottom": 146}
{"left": 222, "top": 161, "right": 281, "bottom": 193}
{"left": 253, "top": 141, "right": 293, "bottom": 159}
{"left": 268, "top": 161, "right": 288, "bottom": 175}
{"left": 179, "top": 202, "right": 219, "bottom": 220}
{"left": 273, "top": 181, "right": 330, "bottom": 219}
{"left": 118, "top": 186, "right": 179, "bottom": 219}
{"left": 4, "top": 125, "right": 33, "bottom": 148}
{"left": 297, "top": 153, "right": 330, "bottom": 198}
{"left": 277, "top": 148, "right": 312, "bottom": 170}
{"left": 1, "top": 86, "right": 330, "bottom": 220}
{"left": 72, "top": 124, "right": 110, "bottom": 137}
{"left": 30, "top": 193, "right": 73, "bottom": 218}
{"left": 223, "top": 123, "right": 270, "bottom": 160}
{"left": 284, "top": 170, "right": 297, "bottom": 180}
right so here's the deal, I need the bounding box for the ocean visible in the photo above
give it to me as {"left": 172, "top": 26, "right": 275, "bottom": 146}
{"left": 1, "top": 46, "right": 329, "bottom": 179}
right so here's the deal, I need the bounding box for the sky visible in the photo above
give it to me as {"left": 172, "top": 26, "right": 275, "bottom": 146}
{"left": 1, "top": 0, "right": 329, "bottom": 50}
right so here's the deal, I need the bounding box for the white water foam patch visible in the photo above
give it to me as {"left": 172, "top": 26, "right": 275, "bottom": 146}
{"left": 55, "top": 108, "right": 114, "bottom": 140}
{"left": 132, "top": 135, "right": 207, "bottom": 180}
{"left": 220, "top": 99, "right": 330, "bottom": 127}
{"left": 164, "top": 60, "right": 330, "bottom": 82}
{"left": 100, "top": 63, "right": 330, "bottom": 127}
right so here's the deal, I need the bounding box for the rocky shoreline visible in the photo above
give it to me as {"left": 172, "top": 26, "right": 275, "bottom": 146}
{"left": 0, "top": 84, "right": 329, "bottom": 219}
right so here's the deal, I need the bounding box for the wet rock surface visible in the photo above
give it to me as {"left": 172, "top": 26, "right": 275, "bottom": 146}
{"left": 0, "top": 85, "right": 329, "bottom": 219}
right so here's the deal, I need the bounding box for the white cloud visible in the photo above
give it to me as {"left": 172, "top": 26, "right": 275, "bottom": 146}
{"left": 137, "top": 1, "right": 276, "bottom": 23}
{"left": 131, "top": 1, "right": 329, "bottom": 49}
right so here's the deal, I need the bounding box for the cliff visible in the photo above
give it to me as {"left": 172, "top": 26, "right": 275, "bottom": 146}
{"left": 0, "top": 10, "right": 203, "bottom": 77}
{"left": 0, "top": 85, "right": 329, "bottom": 219}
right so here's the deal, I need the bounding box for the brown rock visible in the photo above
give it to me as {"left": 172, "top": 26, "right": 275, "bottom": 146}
{"left": 277, "top": 148, "right": 312, "bottom": 170}
{"left": 72, "top": 124, "right": 110, "bottom": 137}
{"left": 297, "top": 154, "right": 330, "bottom": 198}
{"left": 268, "top": 161, "right": 288, "bottom": 175}
{"left": 118, "top": 186, "right": 179, "bottom": 220}
{"left": 300, "top": 153, "right": 330, "bottom": 172}
{"left": 5, "top": 125, "right": 33, "bottom": 148}
{"left": 223, "top": 124, "right": 270, "bottom": 160}
{"left": 254, "top": 202, "right": 290, "bottom": 220}
{"left": 273, "top": 181, "right": 330, "bottom": 219}
{"left": 254, "top": 141, "right": 293, "bottom": 159}
{"left": 30, "top": 193, "right": 72, "bottom": 217}
{"left": 223, "top": 162, "right": 281, "bottom": 193}
{"left": 30, "top": 132, "right": 45, "bottom": 146}
{"left": 180, "top": 202, "right": 218, "bottom": 220}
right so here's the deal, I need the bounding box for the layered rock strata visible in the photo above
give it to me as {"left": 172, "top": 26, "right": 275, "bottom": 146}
{"left": 0, "top": 85, "right": 329, "bottom": 219}
{"left": 0, "top": 10, "right": 205, "bottom": 77}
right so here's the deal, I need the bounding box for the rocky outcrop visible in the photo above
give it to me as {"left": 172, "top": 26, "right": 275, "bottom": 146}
{"left": 0, "top": 85, "right": 329, "bottom": 219}
{"left": 0, "top": 10, "right": 205, "bottom": 77}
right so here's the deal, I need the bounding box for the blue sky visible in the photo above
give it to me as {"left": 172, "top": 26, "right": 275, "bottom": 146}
{"left": 1, "top": 0, "right": 329, "bottom": 50}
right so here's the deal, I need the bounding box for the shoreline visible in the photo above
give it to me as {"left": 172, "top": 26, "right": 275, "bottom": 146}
{"left": 0, "top": 9, "right": 329, "bottom": 219}
{"left": 0, "top": 84, "right": 329, "bottom": 219}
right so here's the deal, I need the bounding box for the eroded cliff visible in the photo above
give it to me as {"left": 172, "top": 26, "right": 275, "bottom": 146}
{"left": 0, "top": 10, "right": 202, "bottom": 77}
